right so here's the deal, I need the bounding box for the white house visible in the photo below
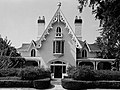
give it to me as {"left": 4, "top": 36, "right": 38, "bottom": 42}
{"left": 18, "top": 3, "right": 114, "bottom": 78}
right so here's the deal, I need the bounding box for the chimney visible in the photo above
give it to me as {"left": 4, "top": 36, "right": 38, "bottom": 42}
{"left": 37, "top": 16, "right": 45, "bottom": 39}
{"left": 74, "top": 16, "right": 82, "bottom": 41}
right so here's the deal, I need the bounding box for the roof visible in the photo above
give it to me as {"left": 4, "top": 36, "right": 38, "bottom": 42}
{"left": 17, "top": 43, "right": 30, "bottom": 51}
{"left": 77, "top": 58, "right": 115, "bottom": 61}
{"left": 78, "top": 40, "right": 101, "bottom": 52}
{"left": 88, "top": 43, "right": 101, "bottom": 52}
{"left": 36, "top": 4, "right": 82, "bottom": 49}
{"left": 17, "top": 40, "right": 37, "bottom": 52}
{"left": 78, "top": 40, "right": 85, "bottom": 47}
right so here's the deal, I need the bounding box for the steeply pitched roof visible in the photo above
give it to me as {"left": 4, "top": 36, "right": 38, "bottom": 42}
{"left": 88, "top": 43, "right": 101, "bottom": 52}
{"left": 78, "top": 40, "right": 85, "bottom": 47}
{"left": 36, "top": 4, "right": 82, "bottom": 49}
{"left": 78, "top": 40, "right": 101, "bottom": 52}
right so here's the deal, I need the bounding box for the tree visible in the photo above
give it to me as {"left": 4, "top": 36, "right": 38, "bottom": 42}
{"left": 0, "top": 36, "right": 25, "bottom": 69}
{"left": 0, "top": 36, "right": 20, "bottom": 57}
{"left": 78, "top": 0, "right": 120, "bottom": 70}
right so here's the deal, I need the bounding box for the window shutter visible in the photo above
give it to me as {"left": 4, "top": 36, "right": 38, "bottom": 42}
{"left": 53, "top": 41, "right": 55, "bottom": 53}
{"left": 62, "top": 41, "right": 64, "bottom": 53}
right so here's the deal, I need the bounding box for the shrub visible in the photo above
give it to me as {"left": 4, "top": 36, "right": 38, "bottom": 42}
{"left": 67, "top": 66, "right": 95, "bottom": 81}
{"left": 67, "top": 66, "right": 120, "bottom": 81}
{"left": 33, "top": 78, "right": 51, "bottom": 89}
{"left": 0, "top": 56, "right": 26, "bottom": 69}
{"left": 94, "top": 70, "right": 120, "bottom": 81}
{"left": 19, "top": 66, "right": 51, "bottom": 80}
{"left": 0, "top": 68, "right": 20, "bottom": 77}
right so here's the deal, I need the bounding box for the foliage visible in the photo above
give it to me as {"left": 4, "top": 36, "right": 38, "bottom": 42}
{"left": 0, "top": 36, "right": 20, "bottom": 57}
{"left": 19, "top": 66, "right": 51, "bottom": 80}
{"left": 67, "top": 66, "right": 120, "bottom": 81}
{"left": 0, "top": 68, "right": 20, "bottom": 77}
{"left": 78, "top": 0, "right": 120, "bottom": 60}
{"left": 33, "top": 78, "right": 51, "bottom": 89}
{"left": 67, "top": 66, "right": 95, "bottom": 81}
{"left": 0, "top": 56, "right": 25, "bottom": 69}
{"left": 62, "top": 78, "right": 120, "bottom": 89}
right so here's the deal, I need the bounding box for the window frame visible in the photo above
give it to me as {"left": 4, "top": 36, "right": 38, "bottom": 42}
{"left": 31, "top": 49, "right": 36, "bottom": 57}
{"left": 55, "top": 27, "right": 63, "bottom": 37}
{"left": 53, "top": 40, "right": 65, "bottom": 55}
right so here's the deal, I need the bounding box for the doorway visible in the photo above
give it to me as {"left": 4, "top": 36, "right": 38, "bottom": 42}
{"left": 50, "top": 61, "right": 66, "bottom": 78}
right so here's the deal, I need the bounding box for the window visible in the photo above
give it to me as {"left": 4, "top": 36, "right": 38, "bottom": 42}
{"left": 56, "top": 27, "right": 62, "bottom": 37}
{"left": 76, "top": 48, "right": 81, "bottom": 59}
{"left": 53, "top": 40, "right": 64, "bottom": 54}
{"left": 31, "top": 49, "right": 36, "bottom": 57}
{"left": 82, "top": 49, "right": 87, "bottom": 58}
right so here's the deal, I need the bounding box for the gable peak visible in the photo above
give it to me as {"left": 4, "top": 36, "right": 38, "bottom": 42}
{"left": 57, "top": 2, "right": 61, "bottom": 8}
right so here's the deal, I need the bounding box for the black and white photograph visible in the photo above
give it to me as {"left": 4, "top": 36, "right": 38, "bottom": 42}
{"left": 0, "top": 0, "right": 120, "bottom": 90}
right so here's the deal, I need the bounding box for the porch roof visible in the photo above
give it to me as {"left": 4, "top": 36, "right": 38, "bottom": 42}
{"left": 77, "top": 58, "right": 115, "bottom": 62}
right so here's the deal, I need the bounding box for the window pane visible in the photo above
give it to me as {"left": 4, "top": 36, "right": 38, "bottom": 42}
{"left": 63, "top": 66, "right": 66, "bottom": 73}
{"left": 56, "top": 41, "right": 59, "bottom": 53}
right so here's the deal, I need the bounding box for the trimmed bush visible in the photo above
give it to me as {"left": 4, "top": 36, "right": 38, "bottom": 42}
{"left": 61, "top": 78, "right": 120, "bottom": 89}
{"left": 33, "top": 78, "right": 51, "bottom": 89}
{"left": 61, "top": 78, "right": 95, "bottom": 89}
{"left": 67, "top": 66, "right": 120, "bottom": 81}
{"left": 19, "top": 66, "right": 51, "bottom": 80}
{"left": 0, "top": 80, "right": 33, "bottom": 87}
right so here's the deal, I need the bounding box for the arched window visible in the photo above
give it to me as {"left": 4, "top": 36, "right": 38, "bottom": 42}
{"left": 31, "top": 49, "right": 36, "bottom": 57}
{"left": 56, "top": 27, "right": 62, "bottom": 37}
{"left": 82, "top": 49, "right": 87, "bottom": 58}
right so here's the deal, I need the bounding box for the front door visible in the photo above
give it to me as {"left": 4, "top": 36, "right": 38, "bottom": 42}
{"left": 54, "top": 66, "right": 62, "bottom": 78}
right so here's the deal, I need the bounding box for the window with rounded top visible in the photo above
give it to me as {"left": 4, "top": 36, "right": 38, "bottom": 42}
{"left": 31, "top": 49, "right": 36, "bottom": 57}
{"left": 82, "top": 49, "right": 87, "bottom": 58}
{"left": 56, "top": 27, "right": 62, "bottom": 37}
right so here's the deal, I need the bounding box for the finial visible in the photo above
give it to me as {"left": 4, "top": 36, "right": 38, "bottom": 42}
{"left": 43, "top": 16, "right": 45, "bottom": 20}
{"left": 76, "top": 16, "right": 78, "bottom": 19}
{"left": 39, "top": 16, "right": 41, "bottom": 19}
{"left": 57, "top": 2, "right": 61, "bottom": 8}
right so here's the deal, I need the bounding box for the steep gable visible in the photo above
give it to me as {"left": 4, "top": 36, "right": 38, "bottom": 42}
{"left": 36, "top": 5, "right": 82, "bottom": 49}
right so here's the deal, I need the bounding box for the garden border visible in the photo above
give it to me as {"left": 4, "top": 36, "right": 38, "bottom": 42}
{"left": 0, "top": 78, "right": 51, "bottom": 89}
{"left": 61, "top": 78, "right": 120, "bottom": 89}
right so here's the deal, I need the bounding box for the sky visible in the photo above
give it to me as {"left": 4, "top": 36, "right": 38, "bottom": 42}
{"left": 0, "top": 0, "right": 100, "bottom": 48}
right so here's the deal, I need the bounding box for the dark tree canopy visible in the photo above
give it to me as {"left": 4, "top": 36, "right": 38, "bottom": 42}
{"left": 0, "top": 36, "right": 20, "bottom": 57}
{"left": 78, "top": 0, "right": 120, "bottom": 59}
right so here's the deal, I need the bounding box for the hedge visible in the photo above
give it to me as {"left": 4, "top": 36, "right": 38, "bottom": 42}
{"left": 0, "top": 80, "right": 33, "bottom": 88}
{"left": 19, "top": 66, "right": 51, "bottom": 80}
{"left": 33, "top": 78, "right": 51, "bottom": 89}
{"left": 61, "top": 78, "right": 120, "bottom": 89}
{"left": 67, "top": 66, "right": 120, "bottom": 81}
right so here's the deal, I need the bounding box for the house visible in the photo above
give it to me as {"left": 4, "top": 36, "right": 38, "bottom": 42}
{"left": 18, "top": 3, "right": 115, "bottom": 78}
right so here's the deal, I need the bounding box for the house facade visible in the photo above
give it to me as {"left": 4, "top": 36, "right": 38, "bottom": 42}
{"left": 18, "top": 3, "right": 115, "bottom": 78}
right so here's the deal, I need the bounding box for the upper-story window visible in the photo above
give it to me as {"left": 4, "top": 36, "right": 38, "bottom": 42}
{"left": 31, "top": 49, "right": 36, "bottom": 57}
{"left": 82, "top": 49, "right": 87, "bottom": 58}
{"left": 55, "top": 27, "right": 62, "bottom": 37}
{"left": 53, "top": 40, "right": 64, "bottom": 55}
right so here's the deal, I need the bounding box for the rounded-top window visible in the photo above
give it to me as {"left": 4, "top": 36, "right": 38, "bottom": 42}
{"left": 31, "top": 49, "right": 36, "bottom": 57}
{"left": 82, "top": 49, "right": 87, "bottom": 58}
{"left": 56, "top": 27, "right": 62, "bottom": 37}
